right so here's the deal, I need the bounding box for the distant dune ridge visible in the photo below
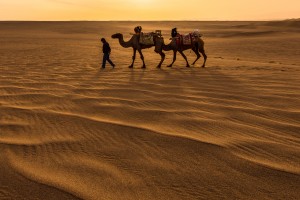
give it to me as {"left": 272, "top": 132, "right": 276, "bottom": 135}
{"left": 0, "top": 21, "right": 300, "bottom": 199}
{"left": 263, "top": 18, "right": 300, "bottom": 28}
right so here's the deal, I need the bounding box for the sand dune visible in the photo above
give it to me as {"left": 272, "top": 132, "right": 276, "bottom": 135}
{"left": 263, "top": 19, "right": 300, "bottom": 28}
{"left": 0, "top": 21, "right": 300, "bottom": 199}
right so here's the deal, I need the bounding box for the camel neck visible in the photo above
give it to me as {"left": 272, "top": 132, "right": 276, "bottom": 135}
{"left": 117, "top": 34, "right": 133, "bottom": 48}
{"left": 162, "top": 41, "right": 173, "bottom": 51}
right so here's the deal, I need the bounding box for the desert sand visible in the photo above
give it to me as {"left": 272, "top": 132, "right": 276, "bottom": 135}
{"left": 0, "top": 20, "right": 300, "bottom": 199}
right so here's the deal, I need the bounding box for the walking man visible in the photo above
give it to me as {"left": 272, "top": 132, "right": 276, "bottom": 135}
{"left": 101, "top": 38, "right": 115, "bottom": 68}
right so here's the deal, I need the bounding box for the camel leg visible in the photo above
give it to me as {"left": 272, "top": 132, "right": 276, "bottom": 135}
{"left": 168, "top": 51, "right": 177, "bottom": 67}
{"left": 129, "top": 49, "right": 137, "bottom": 68}
{"left": 179, "top": 51, "right": 190, "bottom": 67}
{"left": 199, "top": 48, "right": 207, "bottom": 68}
{"left": 156, "top": 52, "right": 165, "bottom": 68}
{"left": 192, "top": 47, "right": 201, "bottom": 66}
{"left": 137, "top": 49, "right": 146, "bottom": 68}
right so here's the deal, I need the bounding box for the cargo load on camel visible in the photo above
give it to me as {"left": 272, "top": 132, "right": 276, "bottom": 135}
{"left": 139, "top": 32, "right": 155, "bottom": 45}
{"left": 178, "top": 30, "right": 203, "bottom": 46}
{"left": 171, "top": 28, "right": 203, "bottom": 46}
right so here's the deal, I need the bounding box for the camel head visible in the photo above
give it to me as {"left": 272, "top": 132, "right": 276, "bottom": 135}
{"left": 111, "top": 33, "right": 122, "bottom": 39}
{"left": 154, "top": 36, "right": 164, "bottom": 53}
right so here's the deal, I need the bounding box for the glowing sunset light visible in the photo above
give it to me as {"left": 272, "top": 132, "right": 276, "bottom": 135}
{"left": 0, "top": 0, "right": 299, "bottom": 20}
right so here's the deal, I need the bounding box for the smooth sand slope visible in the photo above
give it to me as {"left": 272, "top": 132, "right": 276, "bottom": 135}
{"left": 0, "top": 21, "right": 300, "bottom": 199}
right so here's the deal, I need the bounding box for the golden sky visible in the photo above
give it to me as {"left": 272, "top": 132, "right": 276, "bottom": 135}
{"left": 0, "top": 0, "right": 299, "bottom": 20}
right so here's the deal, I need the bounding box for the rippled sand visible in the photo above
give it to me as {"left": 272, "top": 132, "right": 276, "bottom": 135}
{"left": 0, "top": 21, "right": 300, "bottom": 199}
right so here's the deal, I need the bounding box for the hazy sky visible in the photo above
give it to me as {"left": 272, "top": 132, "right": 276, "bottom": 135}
{"left": 0, "top": 0, "right": 299, "bottom": 20}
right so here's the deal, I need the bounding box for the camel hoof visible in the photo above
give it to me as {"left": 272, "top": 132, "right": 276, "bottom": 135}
{"left": 186, "top": 65, "right": 190, "bottom": 68}
{"left": 167, "top": 65, "right": 172, "bottom": 68}
{"left": 141, "top": 66, "right": 146, "bottom": 69}
{"left": 128, "top": 66, "right": 133, "bottom": 68}
{"left": 156, "top": 66, "right": 161, "bottom": 68}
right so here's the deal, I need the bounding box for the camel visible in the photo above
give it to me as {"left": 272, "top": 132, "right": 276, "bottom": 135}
{"left": 111, "top": 33, "right": 165, "bottom": 68}
{"left": 154, "top": 34, "right": 207, "bottom": 68}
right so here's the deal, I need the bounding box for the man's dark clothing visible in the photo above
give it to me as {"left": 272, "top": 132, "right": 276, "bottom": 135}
{"left": 103, "top": 42, "right": 111, "bottom": 54}
{"left": 102, "top": 42, "right": 114, "bottom": 68}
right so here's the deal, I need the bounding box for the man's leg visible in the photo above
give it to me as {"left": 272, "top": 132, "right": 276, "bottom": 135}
{"left": 102, "top": 54, "right": 107, "bottom": 68}
{"left": 107, "top": 54, "right": 115, "bottom": 67}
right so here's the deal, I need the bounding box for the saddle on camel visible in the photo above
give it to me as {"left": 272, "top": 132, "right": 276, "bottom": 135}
{"left": 171, "top": 27, "right": 202, "bottom": 47}
{"left": 134, "top": 26, "right": 162, "bottom": 46}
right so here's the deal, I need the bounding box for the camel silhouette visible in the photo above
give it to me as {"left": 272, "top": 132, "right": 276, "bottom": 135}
{"left": 111, "top": 33, "right": 164, "bottom": 68}
{"left": 154, "top": 34, "right": 207, "bottom": 68}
